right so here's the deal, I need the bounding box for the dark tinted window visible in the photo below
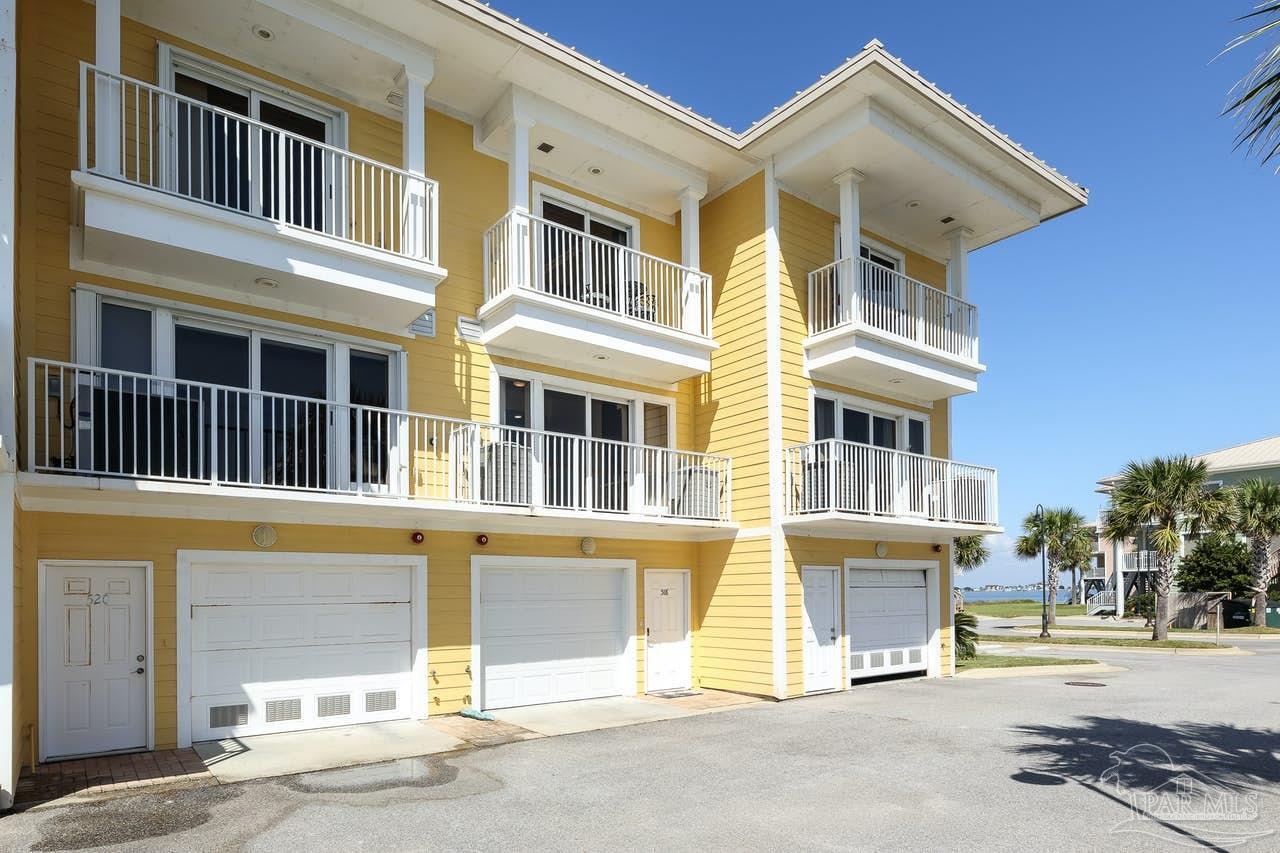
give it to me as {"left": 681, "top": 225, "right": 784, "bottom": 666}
{"left": 175, "top": 325, "right": 249, "bottom": 387}
{"left": 813, "top": 398, "right": 836, "bottom": 441}
{"left": 907, "top": 419, "right": 926, "bottom": 455}
{"left": 100, "top": 303, "right": 152, "bottom": 373}
{"left": 350, "top": 350, "right": 389, "bottom": 408}
{"left": 843, "top": 408, "right": 870, "bottom": 444}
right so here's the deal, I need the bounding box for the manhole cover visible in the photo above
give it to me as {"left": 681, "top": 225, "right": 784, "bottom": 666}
{"left": 1064, "top": 681, "right": 1107, "bottom": 688}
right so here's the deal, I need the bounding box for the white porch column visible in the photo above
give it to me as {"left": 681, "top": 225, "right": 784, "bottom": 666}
{"left": 508, "top": 116, "right": 533, "bottom": 212}
{"left": 945, "top": 226, "right": 974, "bottom": 302}
{"left": 396, "top": 63, "right": 433, "bottom": 259}
{"left": 679, "top": 186, "right": 705, "bottom": 335}
{"left": 1113, "top": 537, "right": 1126, "bottom": 617}
{"left": 833, "top": 168, "right": 865, "bottom": 319}
{"left": 0, "top": 0, "right": 16, "bottom": 809}
{"left": 94, "top": 0, "right": 121, "bottom": 175}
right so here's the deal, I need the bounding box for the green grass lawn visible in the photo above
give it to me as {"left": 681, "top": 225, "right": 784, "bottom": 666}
{"left": 978, "top": 633, "right": 1221, "bottom": 649}
{"left": 1015, "top": 623, "right": 1280, "bottom": 636}
{"left": 962, "top": 600, "right": 1086, "bottom": 619}
{"left": 957, "top": 654, "right": 1097, "bottom": 670}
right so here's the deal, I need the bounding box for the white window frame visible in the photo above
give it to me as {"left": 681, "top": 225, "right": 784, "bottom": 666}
{"left": 833, "top": 224, "right": 905, "bottom": 271}
{"left": 533, "top": 181, "right": 641, "bottom": 248}
{"left": 809, "top": 388, "right": 930, "bottom": 455}
{"left": 75, "top": 285, "right": 404, "bottom": 406}
{"left": 489, "top": 364, "right": 675, "bottom": 449}
{"left": 158, "top": 44, "right": 348, "bottom": 149}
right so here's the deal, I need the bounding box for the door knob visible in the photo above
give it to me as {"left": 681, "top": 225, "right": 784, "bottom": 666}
{"left": 135, "top": 667, "right": 145, "bottom": 675}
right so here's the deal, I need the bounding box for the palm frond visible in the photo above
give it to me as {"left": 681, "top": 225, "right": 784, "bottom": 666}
{"left": 1223, "top": 2, "right": 1280, "bottom": 165}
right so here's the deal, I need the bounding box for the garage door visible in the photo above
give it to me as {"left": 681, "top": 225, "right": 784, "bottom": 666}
{"left": 477, "top": 563, "right": 629, "bottom": 710}
{"left": 846, "top": 568, "right": 929, "bottom": 679}
{"left": 189, "top": 560, "right": 415, "bottom": 741}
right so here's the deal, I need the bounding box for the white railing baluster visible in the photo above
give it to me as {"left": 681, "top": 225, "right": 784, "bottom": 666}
{"left": 27, "top": 357, "right": 731, "bottom": 522}
{"left": 79, "top": 64, "right": 437, "bottom": 264}
{"left": 807, "top": 256, "right": 979, "bottom": 362}
{"left": 784, "top": 438, "right": 996, "bottom": 525}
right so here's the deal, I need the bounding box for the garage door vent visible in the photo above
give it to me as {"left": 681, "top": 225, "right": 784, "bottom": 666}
{"left": 365, "top": 690, "right": 397, "bottom": 713}
{"left": 209, "top": 704, "right": 248, "bottom": 729}
{"left": 317, "top": 694, "right": 351, "bottom": 718}
{"left": 265, "top": 698, "right": 302, "bottom": 723}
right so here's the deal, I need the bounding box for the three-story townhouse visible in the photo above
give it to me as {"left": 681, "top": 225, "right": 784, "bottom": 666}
{"left": 0, "top": 0, "right": 1085, "bottom": 804}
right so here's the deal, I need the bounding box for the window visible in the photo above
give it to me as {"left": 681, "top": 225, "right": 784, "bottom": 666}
{"left": 533, "top": 186, "right": 641, "bottom": 314}
{"left": 100, "top": 303, "right": 153, "bottom": 373}
{"left": 812, "top": 393, "right": 929, "bottom": 456}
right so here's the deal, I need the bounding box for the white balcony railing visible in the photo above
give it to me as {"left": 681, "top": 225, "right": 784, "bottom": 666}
{"left": 783, "top": 439, "right": 997, "bottom": 526}
{"left": 79, "top": 63, "right": 439, "bottom": 264}
{"left": 1122, "top": 551, "right": 1161, "bottom": 572}
{"left": 808, "top": 257, "right": 978, "bottom": 361}
{"left": 483, "top": 209, "right": 712, "bottom": 338}
{"left": 28, "top": 359, "right": 731, "bottom": 522}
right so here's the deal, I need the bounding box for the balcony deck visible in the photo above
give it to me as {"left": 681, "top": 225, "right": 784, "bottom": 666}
{"left": 478, "top": 209, "right": 716, "bottom": 383}
{"left": 24, "top": 359, "right": 732, "bottom": 538}
{"left": 781, "top": 439, "right": 1000, "bottom": 541}
{"left": 806, "top": 257, "right": 983, "bottom": 400}
{"left": 73, "top": 64, "right": 444, "bottom": 333}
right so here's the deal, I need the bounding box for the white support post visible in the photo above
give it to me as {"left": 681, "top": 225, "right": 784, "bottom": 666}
{"left": 833, "top": 168, "right": 865, "bottom": 322}
{"left": 945, "top": 226, "right": 973, "bottom": 302}
{"left": 507, "top": 117, "right": 533, "bottom": 289}
{"left": 94, "top": 0, "right": 121, "bottom": 176}
{"left": 1113, "top": 536, "right": 1126, "bottom": 617}
{"left": 0, "top": 0, "right": 15, "bottom": 809}
{"left": 396, "top": 64, "right": 432, "bottom": 259}
{"left": 679, "top": 186, "right": 704, "bottom": 336}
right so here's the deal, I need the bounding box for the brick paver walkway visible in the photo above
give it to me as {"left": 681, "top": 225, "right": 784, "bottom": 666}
{"left": 16, "top": 748, "right": 214, "bottom": 807}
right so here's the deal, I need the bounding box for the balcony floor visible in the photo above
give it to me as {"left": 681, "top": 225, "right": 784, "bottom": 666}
{"left": 18, "top": 473, "right": 737, "bottom": 542}
{"left": 783, "top": 510, "right": 1002, "bottom": 543}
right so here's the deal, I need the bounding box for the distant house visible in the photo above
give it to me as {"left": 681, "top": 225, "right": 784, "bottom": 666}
{"left": 1091, "top": 435, "right": 1280, "bottom": 616}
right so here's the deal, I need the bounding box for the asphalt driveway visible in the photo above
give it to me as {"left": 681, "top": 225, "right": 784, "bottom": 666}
{"left": 3, "top": 644, "right": 1278, "bottom": 852}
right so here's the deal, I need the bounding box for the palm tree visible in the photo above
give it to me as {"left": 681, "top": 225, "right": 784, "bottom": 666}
{"left": 952, "top": 535, "right": 990, "bottom": 574}
{"left": 1224, "top": 2, "right": 1280, "bottom": 165}
{"left": 1015, "top": 507, "right": 1092, "bottom": 627}
{"left": 1222, "top": 478, "right": 1280, "bottom": 626}
{"left": 1060, "top": 535, "right": 1096, "bottom": 606}
{"left": 1103, "top": 456, "right": 1231, "bottom": 640}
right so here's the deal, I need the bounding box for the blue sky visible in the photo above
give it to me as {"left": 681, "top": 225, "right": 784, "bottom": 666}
{"left": 491, "top": 1, "right": 1278, "bottom": 586}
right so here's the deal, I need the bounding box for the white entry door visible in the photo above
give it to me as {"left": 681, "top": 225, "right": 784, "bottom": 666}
{"left": 645, "top": 570, "right": 691, "bottom": 693}
{"left": 802, "top": 566, "right": 841, "bottom": 693}
{"left": 43, "top": 563, "right": 149, "bottom": 760}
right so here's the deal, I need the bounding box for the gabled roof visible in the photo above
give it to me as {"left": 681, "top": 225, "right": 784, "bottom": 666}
{"left": 1097, "top": 434, "right": 1280, "bottom": 491}
{"left": 1195, "top": 434, "right": 1280, "bottom": 475}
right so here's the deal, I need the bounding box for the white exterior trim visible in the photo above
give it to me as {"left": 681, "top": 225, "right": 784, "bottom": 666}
{"left": 469, "top": 555, "right": 638, "bottom": 709}
{"left": 0, "top": 0, "right": 16, "bottom": 809}
{"left": 763, "top": 159, "right": 788, "bottom": 699}
{"left": 843, "top": 558, "right": 942, "bottom": 680}
{"left": 175, "top": 550, "right": 428, "bottom": 748}
{"left": 38, "top": 560, "right": 156, "bottom": 762}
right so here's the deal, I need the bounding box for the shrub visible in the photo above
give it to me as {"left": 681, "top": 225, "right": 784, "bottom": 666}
{"left": 954, "top": 610, "right": 978, "bottom": 660}
{"left": 1175, "top": 534, "right": 1253, "bottom": 597}
{"left": 1128, "top": 592, "right": 1156, "bottom": 626}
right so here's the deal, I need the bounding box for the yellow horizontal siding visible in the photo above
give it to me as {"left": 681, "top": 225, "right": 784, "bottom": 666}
{"left": 19, "top": 512, "right": 702, "bottom": 748}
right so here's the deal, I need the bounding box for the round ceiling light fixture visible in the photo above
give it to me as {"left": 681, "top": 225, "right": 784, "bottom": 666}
{"left": 588, "top": 166, "right": 603, "bottom": 176}
{"left": 593, "top": 353, "right": 609, "bottom": 361}
{"left": 252, "top": 24, "right": 276, "bottom": 41}
{"left": 254, "top": 276, "right": 279, "bottom": 289}
{"left": 905, "top": 200, "right": 921, "bottom": 209}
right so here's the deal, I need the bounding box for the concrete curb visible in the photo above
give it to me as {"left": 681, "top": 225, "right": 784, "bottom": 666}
{"left": 979, "top": 640, "right": 1248, "bottom": 656}
{"left": 956, "top": 663, "right": 1125, "bottom": 680}
{"left": 1008, "top": 625, "right": 1280, "bottom": 642}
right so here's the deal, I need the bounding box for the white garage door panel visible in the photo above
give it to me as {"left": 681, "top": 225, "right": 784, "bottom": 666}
{"left": 478, "top": 564, "right": 628, "bottom": 710}
{"left": 847, "top": 569, "right": 929, "bottom": 679}
{"left": 192, "top": 565, "right": 411, "bottom": 605}
{"left": 193, "top": 603, "right": 410, "bottom": 651}
{"left": 193, "top": 642, "right": 411, "bottom": 696}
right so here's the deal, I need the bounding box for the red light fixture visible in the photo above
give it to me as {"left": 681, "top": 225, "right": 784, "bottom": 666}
{"left": 411, "top": 531, "right": 425, "bottom": 545}
{"left": 476, "top": 534, "right": 489, "bottom": 546}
